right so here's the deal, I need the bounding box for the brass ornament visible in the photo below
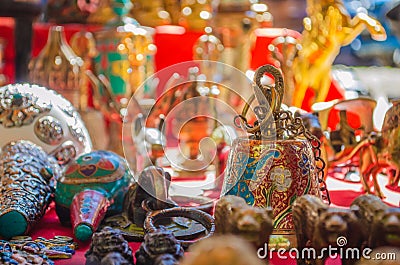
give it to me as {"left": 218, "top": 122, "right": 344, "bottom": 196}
{"left": 292, "top": 0, "right": 387, "bottom": 107}
{"left": 233, "top": 65, "right": 329, "bottom": 203}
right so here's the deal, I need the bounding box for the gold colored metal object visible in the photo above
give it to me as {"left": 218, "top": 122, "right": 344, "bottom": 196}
{"left": 224, "top": 65, "right": 329, "bottom": 247}
{"left": 164, "top": 0, "right": 181, "bottom": 24}
{"left": 193, "top": 27, "right": 224, "bottom": 83}
{"left": 29, "top": 26, "right": 84, "bottom": 110}
{"left": 193, "top": 27, "right": 224, "bottom": 62}
{"left": 87, "top": 0, "right": 118, "bottom": 24}
{"left": 129, "top": 0, "right": 171, "bottom": 27}
{"left": 70, "top": 30, "right": 98, "bottom": 112}
{"left": 84, "top": 0, "right": 154, "bottom": 155}
{"left": 232, "top": 64, "right": 329, "bottom": 201}
{"left": 292, "top": 0, "right": 387, "bottom": 107}
{"left": 179, "top": 0, "right": 213, "bottom": 30}
{"left": 317, "top": 97, "right": 400, "bottom": 198}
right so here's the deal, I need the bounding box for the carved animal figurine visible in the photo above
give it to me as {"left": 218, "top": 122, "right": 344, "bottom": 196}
{"left": 135, "top": 227, "right": 184, "bottom": 265}
{"left": 214, "top": 195, "right": 273, "bottom": 248}
{"left": 351, "top": 194, "right": 400, "bottom": 249}
{"left": 292, "top": 0, "right": 386, "bottom": 107}
{"left": 100, "top": 253, "right": 131, "bottom": 265}
{"left": 85, "top": 226, "right": 134, "bottom": 265}
{"left": 123, "top": 166, "right": 176, "bottom": 227}
{"left": 180, "top": 235, "right": 265, "bottom": 265}
{"left": 292, "top": 194, "right": 363, "bottom": 265}
{"left": 154, "top": 254, "right": 178, "bottom": 265}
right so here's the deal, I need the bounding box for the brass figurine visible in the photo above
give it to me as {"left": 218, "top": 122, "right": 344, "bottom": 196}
{"left": 312, "top": 97, "right": 400, "bottom": 197}
{"left": 268, "top": 34, "right": 301, "bottom": 106}
{"left": 292, "top": 0, "right": 386, "bottom": 107}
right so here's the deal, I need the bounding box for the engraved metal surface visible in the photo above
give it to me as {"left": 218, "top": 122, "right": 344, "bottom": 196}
{"left": 0, "top": 140, "right": 62, "bottom": 234}
{"left": 0, "top": 85, "right": 51, "bottom": 128}
{"left": 34, "top": 116, "right": 64, "bottom": 145}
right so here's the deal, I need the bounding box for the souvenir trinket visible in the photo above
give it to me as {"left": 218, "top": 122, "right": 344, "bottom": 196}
{"left": 85, "top": 226, "right": 134, "bottom": 265}
{"left": 180, "top": 235, "right": 265, "bottom": 265}
{"left": 29, "top": 26, "right": 84, "bottom": 109}
{"left": 103, "top": 166, "right": 214, "bottom": 242}
{"left": 135, "top": 227, "right": 184, "bottom": 265}
{"left": 144, "top": 206, "right": 215, "bottom": 249}
{"left": 92, "top": 1, "right": 154, "bottom": 99}
{"left": 292, "top": 0, "right": 386, "bottom": 107}
{"left": 351, "top": 194, "right": 400, "bottom": 248}
{"left": 292, "top": 195, "right": 363, "bottom": 265}
{"left": 379, "top": 98, "right": 400, "bottom": 191}
{"left": 0, "top": 140, "right": 62, "bottom": 239}
{"left": 5, "top": 235, "right": 77, "bottom": 261}
{"left": 123, "top": 166, "right": 175, "bottom": 227}
{"left": 179, "top": 0, "right": 213, "bottom": 30}
{"left": 133, "top": 114, "right": 166, "bottom": 169}
{"left": 313, "top": 97, "right": 399, "bottom": 197}
{"left": 214, "top": 195, "right": 273, "bottom": 248}
{"left": 55, "top": 150, "right": 133, "bottom": 241}
{"left": 0, "top": 83, "right": 92, "bottom": 166}
{"left": 128, "top": 0, "right": 171, "bottom": 27}
{"left": 222, "top": 65, "right": 329, "bottom": 244}
{"left": 0, "top": 236, "right": 76, "bottom": 264}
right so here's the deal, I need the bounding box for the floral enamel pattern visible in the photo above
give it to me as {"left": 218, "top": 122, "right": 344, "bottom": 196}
{"left": 224, "top": 139, "right": 320, "bottom": 232}
{"left": 270, "top": 166, "right": 292, "bottom": 192}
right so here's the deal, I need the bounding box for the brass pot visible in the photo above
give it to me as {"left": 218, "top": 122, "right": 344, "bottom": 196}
{"left": 29, "top": 26, "right": 84, "bottom": 109}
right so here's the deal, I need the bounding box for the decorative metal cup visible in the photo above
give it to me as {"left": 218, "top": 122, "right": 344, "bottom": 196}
{"left": 222, "top": 137, "right": 321, "bottom": 234}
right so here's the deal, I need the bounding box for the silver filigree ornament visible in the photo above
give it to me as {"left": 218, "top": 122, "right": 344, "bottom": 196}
{"left": 0, "top": 84, "right": 92, "bottom": 166}
{"left": 34, "top": 116, "right": 64, "bottom": 145}
{"left": 0, "top": 88, "right": 51, "bottom": 128}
